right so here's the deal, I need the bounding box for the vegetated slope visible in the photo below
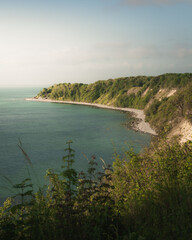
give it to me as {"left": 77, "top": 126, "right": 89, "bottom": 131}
{"left": 1, "top": 141, "right": 192, "bottom": 240}
{"left": 38, "top": 73, "right": 192, "bottom": 141}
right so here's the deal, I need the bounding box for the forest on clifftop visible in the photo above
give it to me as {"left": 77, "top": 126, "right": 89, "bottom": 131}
{"left": 38, "top": 73, "right": 192, "bottom": 138}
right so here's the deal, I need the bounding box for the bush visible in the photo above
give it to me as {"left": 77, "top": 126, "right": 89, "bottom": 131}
{"left": 1, "top": 141, "right": 192, "bottom": 239}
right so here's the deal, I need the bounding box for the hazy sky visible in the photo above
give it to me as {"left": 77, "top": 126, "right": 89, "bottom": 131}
{"left": 0, "top": 0, "right": 192, "bottom": 87}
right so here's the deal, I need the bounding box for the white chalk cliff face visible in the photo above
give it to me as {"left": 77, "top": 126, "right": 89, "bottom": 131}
{"left": 145, "top": 88, "right": 177, "bottom": 109}
{"left": 168, "top": 119, "right": 192, "bottom": 144}
{"left": 142, "top": 88, "right": 192, "bottom": 143}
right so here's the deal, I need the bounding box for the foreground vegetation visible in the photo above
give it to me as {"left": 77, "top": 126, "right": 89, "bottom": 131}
{"left": 1, "top": 140, "right": 192, "bottom": 240}
{"left": 38, "top": 73, "right": 192, "bottom": 134}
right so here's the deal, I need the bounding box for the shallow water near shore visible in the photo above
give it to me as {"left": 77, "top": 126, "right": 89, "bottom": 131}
{"left": 0, "top": 88, "right": 151, "bottom": 204}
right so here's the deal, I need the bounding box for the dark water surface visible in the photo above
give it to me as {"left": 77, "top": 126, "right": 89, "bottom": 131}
{"left": 0, "top": 88, "right": 151, "bottom": 203}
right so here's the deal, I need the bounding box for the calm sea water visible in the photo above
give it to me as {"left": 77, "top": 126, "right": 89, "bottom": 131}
{"left": 0, "top": 88, "right": 151, "bottom": 203}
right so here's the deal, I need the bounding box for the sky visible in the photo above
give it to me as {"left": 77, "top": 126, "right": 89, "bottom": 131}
{"left": 0, "top": 0, "right": 192, "bottom": 87}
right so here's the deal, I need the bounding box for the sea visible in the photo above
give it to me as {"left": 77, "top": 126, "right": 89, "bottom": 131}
{"left": 0, "top": 88, "right": 151, "bottom": 204}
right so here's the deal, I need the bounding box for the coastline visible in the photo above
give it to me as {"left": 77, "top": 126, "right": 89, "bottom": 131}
{"left": 25, "top": 97, "right": 157, "bottom": 135}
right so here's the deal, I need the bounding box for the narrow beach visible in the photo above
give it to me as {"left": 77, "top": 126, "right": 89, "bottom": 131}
{"left": 25, "top": 97, "right": 157, "bottom": 135}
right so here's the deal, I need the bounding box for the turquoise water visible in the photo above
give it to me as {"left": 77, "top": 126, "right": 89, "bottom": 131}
{"left": 0, "top": 88, "right": 151, "bottom": 203}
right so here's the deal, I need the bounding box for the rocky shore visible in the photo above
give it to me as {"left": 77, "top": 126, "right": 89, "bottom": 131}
{"left": 25, "top": 97, "right": 157, "bottom": 135}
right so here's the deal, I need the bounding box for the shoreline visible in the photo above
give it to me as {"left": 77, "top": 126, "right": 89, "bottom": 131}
{"left": 25, "top": 97, "right": 157, "bottom": 135}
